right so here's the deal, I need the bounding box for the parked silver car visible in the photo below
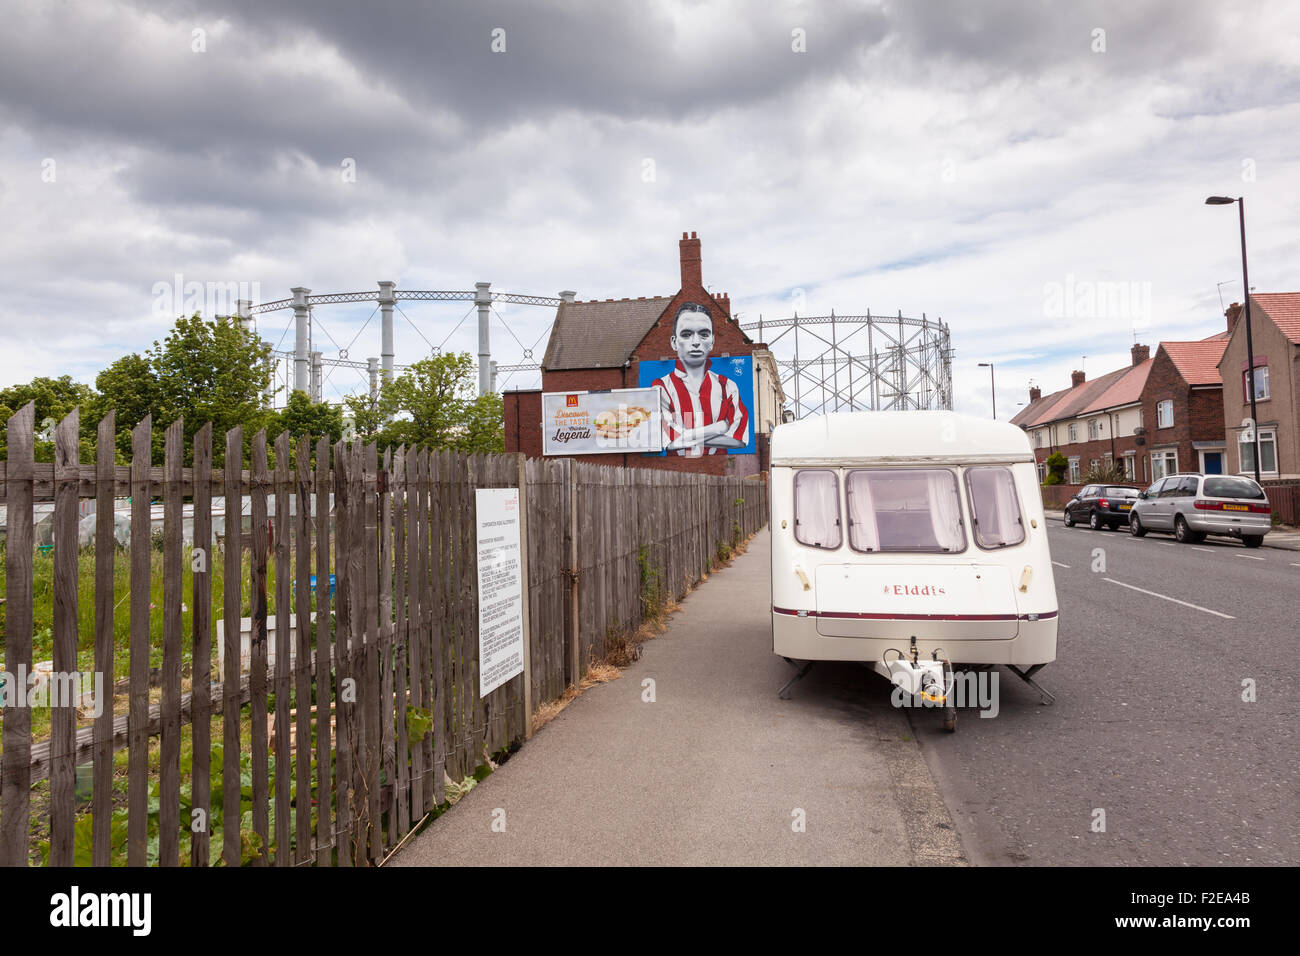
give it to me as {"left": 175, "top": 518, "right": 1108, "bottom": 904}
{"left": 1129, "top": 473, "right": 1272, "bottom": 547}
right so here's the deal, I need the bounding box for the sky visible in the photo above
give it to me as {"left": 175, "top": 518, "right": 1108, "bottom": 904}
{"left": 2, "top": 0, "right": 1299, "bottom": 417}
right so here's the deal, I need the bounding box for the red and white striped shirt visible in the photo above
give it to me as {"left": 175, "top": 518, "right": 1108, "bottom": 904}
{"left": 652, "top": 359, "right": 750, "bottom": 456}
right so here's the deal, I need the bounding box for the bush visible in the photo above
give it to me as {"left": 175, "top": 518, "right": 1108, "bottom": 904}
{"left": 1044, "top": 452, "right": 1069, "bottom": 485}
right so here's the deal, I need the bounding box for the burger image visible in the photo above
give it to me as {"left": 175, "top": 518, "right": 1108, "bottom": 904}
{"left": 594, "top": 404, "right": 651, "bottom": 441}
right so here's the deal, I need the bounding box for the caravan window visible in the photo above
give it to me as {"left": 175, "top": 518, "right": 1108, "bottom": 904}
{"left": 844, "top": 469, "right": 965, "bottom": 553}
{"left": 965, "top": 466, "right": 1026, "bottom": 549}
{"left": 793, "top": 470, "right": 841, "bottom": 550}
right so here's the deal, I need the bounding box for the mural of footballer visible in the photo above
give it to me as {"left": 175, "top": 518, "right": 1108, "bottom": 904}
{"left": 650, "top": 302, "right": 751, "bottom": 456}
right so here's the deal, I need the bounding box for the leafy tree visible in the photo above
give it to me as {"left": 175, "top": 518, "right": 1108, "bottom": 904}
{"left": 0, "top": 375, "right": 96, "bottom": 462}
{"left": 274, "top": 390, "right": 343, "bottom": 445}
{"left": 146, "top": 314, "right": 275, "bottom": 464}
{"left": 92, "top": 353, "right": 160, "bottom": 462}
{"left": 342, "top": 392, "right": 387, "bottom": 444}
{"left": 372, "top": 353, "right": 504, "bottom": 453}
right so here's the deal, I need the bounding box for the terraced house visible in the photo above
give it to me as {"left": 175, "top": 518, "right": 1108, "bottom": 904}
{"left": 1013, "top": 330, "right": 1229, "bottom": 487}
{"left": 1218, "top": 295, "right": 1300, "bottom": 480}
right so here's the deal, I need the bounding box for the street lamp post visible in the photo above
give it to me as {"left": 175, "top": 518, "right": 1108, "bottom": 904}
{"left": 978, "top": 362, "right": 996, "bottom": 418}
{"left": 1205, "top": 196, "right": 1261, "bottom": 483}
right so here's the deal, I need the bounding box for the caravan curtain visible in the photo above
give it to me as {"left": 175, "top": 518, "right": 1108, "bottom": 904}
{"left": 925, "top": 471, "right": 965, "bottom": 552}
{"left": 967, "top": 466, "right": 1025, "bottom": 548}
{"left": 846, "top": 471, "right": 880, "bottom": 551}
{"left": 794, "top": 470, "right": 841, "bottom": 549}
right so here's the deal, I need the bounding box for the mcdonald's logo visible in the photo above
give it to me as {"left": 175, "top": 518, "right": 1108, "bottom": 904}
{"left": 566, "top": 394, "right": 579, "bottom": 407}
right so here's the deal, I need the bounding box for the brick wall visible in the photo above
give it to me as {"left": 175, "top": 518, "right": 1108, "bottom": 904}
{"left": 528, "top": 232, "right": 761, "bottom": 475}
{"left": 503, "top": 389, "right": 542, "bottom": 458}
{"left": 1141, "top": 348, "right": 1225, "bottom": 475}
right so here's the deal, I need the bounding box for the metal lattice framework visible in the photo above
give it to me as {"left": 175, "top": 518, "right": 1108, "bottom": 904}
{"left": 741, "top": 311, "right": 953, "bottom": 419}
{"left": 249, "top": 290, "right": 563, "bottom": 314}
{"left": 247, "top": 287, "right": 565, "bottom": 406}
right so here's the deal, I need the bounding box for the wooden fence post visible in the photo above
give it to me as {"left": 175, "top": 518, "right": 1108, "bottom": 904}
{"left": 517, "top": 454, "right": 533, "bottom": 739}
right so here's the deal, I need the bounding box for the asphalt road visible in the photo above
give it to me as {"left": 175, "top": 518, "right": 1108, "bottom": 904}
{"left": 918, "top": 518, "right": 1300, "bottom": 866}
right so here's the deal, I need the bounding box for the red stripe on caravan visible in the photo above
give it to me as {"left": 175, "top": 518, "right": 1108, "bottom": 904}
{"left": 772, "top": 606, "right": 1058, "bottom": 622}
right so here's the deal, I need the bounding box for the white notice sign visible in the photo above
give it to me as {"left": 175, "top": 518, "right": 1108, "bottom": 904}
{"left": 476, "top": 488, "right": 525, "bottom": 697}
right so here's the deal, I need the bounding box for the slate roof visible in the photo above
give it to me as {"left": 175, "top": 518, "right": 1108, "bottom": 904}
{"left": 541, "top": 297, "right": 674, "bottom": 370}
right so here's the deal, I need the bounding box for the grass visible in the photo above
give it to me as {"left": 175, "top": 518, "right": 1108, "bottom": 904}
{"left": 0, "top": 537, "right": 331, "bottom": 745}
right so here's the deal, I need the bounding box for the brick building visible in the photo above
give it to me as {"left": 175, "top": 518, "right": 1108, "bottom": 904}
{"left": 504, "top": 233, "right": 785, "bottom": 474}
{"left": 1012, "top": 332, "right": 1228, "bottom": 486}
{"left": 1217, "top": 295, "right": 1300, "bottom": 480}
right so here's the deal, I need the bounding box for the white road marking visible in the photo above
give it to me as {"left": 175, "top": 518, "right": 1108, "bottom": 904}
{"left": 1103, "top": 578, "right": 1235, "bottom": 619}
{"left": 1291, "top": 563, "right": 1300, "bottom": 568}
{"left": 1157, "top": 542, "right": 1175, "bottom": 547}
{"left": 1234, "top": 553, "right": 1265, "bottom": 561}
{"left": 1052, "top": 561, "right": 1070, "bottom": 569}
{"left": 1191, "top": 547, "right": 1215, "bottom": 553}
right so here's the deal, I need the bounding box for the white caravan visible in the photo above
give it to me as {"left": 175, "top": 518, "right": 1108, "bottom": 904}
{"left": 769, "top": 411, "right": 1058, "bottom": 731}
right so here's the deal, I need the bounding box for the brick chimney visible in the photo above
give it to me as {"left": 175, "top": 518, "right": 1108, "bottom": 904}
{"left": 1071, "top": 370, "right": 1086, "bottom": 387}
{"left": 1130, "top": 343, "right": 1150, "bottom": 366}
{"left": 1225, "top": 301, "right": 1242, "bottom": 334}
{"left": 716, "top": 291, "right": 730, "bottom": 316}
{"left": 1029, "top": 386, "right": 1042, "bottom": 403}
{"left": 679, "top": 231, "right": 702, "bottom": 289}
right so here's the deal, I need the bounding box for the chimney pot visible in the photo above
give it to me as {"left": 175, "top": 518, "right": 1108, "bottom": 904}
{"left": 1029, "top": 386, "right": 1042, "bottom": 403}
{"left": 1071, "top": 370, "right": 1086, "bottom": 387}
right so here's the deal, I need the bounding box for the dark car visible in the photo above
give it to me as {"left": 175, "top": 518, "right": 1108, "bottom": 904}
{"left": 1063, "top": 483, "right": 1141, "bottom": 530}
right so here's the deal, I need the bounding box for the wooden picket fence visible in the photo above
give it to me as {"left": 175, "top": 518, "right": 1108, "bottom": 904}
{"left": 0, "top": 402, "right": 767, "bottom": 867}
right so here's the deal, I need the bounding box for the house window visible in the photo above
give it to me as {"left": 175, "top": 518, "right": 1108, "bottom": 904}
{"left": 1239, "top": 428, "right": 1277, "bottom": 475}
{"left": 1037, "top": 462, "right": 1047, "bottom": 483}
{"left": 1123, "top": 455, "right": 1135, "bottom": 479}
{"left": 1035, "top": 430, "right": 1043, "bottom": 448}
{"left": 1088, "top": 418, "right": 1101, "bottom": 440}
{"left": 1156, "top": 400, "right": 1173, "bottom": 429}
{"left": 1137, "top": 408, "right": 1144, "bottom": 431}
{"left": 794, "top": 470, "right": 841, "bottom": 550}
{"left": 1068, "top": 423, "right": 1078, "bottom": 443}
{"left": 1104, "top": 452, "right": 1113, "bottom": 469}
{"left": 1243, "top": 366, "right": 1270, "bottom": 401}
{"left": 1068, "top": 457, "right": 1080, "bottom": 483}
{"left": 1151, "top": 449, "right": 1177, "bottom": 480}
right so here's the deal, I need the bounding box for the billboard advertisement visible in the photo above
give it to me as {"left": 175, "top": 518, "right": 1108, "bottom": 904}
{"left": 541, "top": 388, "right": 664, "bottom": 456}
{"left": 639, "top": 354, "right": 755, "bottom": 457}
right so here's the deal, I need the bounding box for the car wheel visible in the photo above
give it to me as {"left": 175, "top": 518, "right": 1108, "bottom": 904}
{"left": 1174, "top": 516, "right": 1191, "bottom": 543}
{"left": 1089, "top": 510, "right": 1103, "bottom": 530}
{"left": 1063, "top": 509, "right": 1075, "bottom": 527}
{"left": 1129, "top": 513, "right": 1146, "bottom": 537}
{"left": 1242, "top": 535, "right": 1263, "bottom": 549}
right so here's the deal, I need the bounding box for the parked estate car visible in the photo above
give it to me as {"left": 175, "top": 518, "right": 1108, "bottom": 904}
{"left": 1063, "top": 484, "right": 1141, "bottom": 530}
{"left": 1129, "top": 473, "right": 1272, "bottom": 547}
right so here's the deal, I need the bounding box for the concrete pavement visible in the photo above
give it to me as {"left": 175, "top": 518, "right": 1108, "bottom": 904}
{"left": 391, "top": 527, "right": 966, "bottom": 867}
